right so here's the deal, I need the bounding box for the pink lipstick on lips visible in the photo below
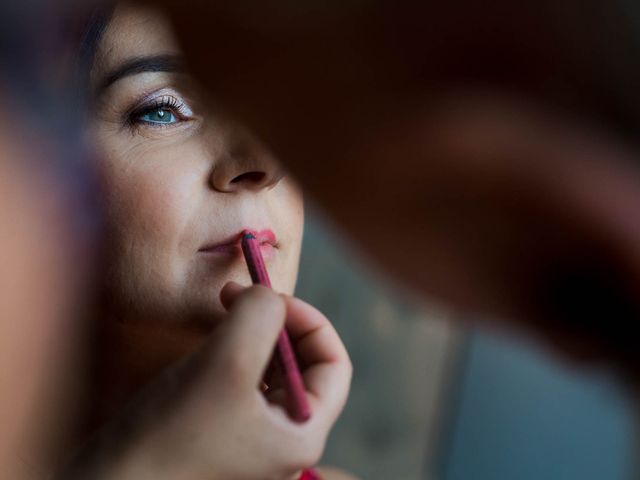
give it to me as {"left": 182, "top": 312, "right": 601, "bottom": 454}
{"left": 245, "top": 229, "right": 276, "bottom": 245}
{"left": 199, "top": 229, "right": 277, "bottom": 260}
{"left": 243, "top": 229, "right": 277, "bottom": 259}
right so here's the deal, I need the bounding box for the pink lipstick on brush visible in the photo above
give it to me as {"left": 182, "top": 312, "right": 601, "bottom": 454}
{"left": 241, "top": 230, "right": 311, "bottom": 423}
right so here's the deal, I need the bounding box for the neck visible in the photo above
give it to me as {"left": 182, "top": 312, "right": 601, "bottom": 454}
{"left": 81, "top": 316, "right": 206, "bottom": 440}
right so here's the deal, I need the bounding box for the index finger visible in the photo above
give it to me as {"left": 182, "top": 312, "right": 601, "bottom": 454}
{"left": 281, "top": 296, "right": 352, "bottom": 412}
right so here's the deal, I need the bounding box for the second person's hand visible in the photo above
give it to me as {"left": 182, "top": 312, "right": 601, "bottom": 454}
{"left": 61, "top": 284, "right": 352, "bottom": 480}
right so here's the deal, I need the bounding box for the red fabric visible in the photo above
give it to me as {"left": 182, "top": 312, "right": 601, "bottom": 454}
{"left": 299, "top": 468, "right": 320, "bottom": 480}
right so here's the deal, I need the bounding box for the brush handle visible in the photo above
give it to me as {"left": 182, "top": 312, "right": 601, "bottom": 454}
{"left": 241, "top": 233, "right": 311, "bottom": 422}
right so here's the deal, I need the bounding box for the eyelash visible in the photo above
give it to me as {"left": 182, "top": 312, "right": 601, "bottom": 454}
{"left": 126, "top": 94, "right": 192, "bottom": 129}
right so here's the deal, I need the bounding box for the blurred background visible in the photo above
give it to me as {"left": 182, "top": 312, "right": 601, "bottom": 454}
{"left": 298, "top": 207, "right": 637, "bottom": 480}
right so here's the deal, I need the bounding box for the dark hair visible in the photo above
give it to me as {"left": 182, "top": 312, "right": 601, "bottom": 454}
{"left": 76, "top": 5, "right": 115, "bottom": 93}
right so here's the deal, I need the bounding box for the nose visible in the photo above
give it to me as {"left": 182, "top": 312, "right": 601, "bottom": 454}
{"left": 209, "top": 135, "right": 285, "bottom": 193}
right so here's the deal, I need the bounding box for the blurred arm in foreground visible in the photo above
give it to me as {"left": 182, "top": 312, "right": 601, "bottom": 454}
{"left": 156, "top": 0, "right": 640, "bottom": 382}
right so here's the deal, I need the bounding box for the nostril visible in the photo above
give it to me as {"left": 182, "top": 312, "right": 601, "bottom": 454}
{"left": 230, "top": 171, "right": 266, "bottom": 184}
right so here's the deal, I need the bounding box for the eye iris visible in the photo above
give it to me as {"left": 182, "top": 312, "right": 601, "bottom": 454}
{"left": 142, "top": 108, "right": 176, "bottom": 124}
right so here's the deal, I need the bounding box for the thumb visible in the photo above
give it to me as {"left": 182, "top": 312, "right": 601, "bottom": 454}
{"left": 213, "top": 285, "right": 286, "bottom": 390}
{"left": 220, "top": 281, "right": 247, "bottom": 310}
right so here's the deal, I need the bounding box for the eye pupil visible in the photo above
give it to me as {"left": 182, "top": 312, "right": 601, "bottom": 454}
{"left": 140, "top": 107, "right": 177, "bottom": 124}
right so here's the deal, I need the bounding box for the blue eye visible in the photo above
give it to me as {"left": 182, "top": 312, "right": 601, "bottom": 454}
{"left": 139, "top": 108, "right": 178, "bottom": 124}
{"left": 128, "top": 94, "right": 193, "bottom": 129}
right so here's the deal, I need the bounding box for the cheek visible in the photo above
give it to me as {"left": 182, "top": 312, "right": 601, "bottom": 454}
{"left": 273, "top": 179, "right": 305, "bottom": 293}
{"left": 286, "top": 180, "right": 305, "bottom": 245}
{"left": 96, "top": 135, "right": 206, "bottom": 298}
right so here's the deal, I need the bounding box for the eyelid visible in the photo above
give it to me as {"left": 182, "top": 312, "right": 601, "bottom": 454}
{"left": 124, "top": 88, "right": 195, "bottom": 127}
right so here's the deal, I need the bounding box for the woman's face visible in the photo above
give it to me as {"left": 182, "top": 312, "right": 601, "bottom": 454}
{"left": 90, "top": 4, "right": 304, "bottom": 328}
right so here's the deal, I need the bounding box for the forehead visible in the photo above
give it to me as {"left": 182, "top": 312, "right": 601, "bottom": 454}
{"left": 94, "top": 4, "right": 181, "bottom": 75}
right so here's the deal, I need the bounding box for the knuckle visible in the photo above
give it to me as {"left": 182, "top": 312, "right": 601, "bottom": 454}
{"left": 343, "top": 351, "right": 353, "bottom": 373}
{"left": 292, "top": 432, "right": 325, "bottom": 468}
{"left": 274, "top": 423, "right": 330, "bottom": 471}
{"left": 345, "top": 360, "right": 354, "bottom": 384}
{"left": 302, "top": 438, "right": 325, "bottom": 467}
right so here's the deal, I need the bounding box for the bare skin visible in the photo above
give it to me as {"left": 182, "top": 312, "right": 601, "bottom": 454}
{"left": 86, "top": 2, "right": 305, "bottom": 426}
{"left": 1, "top": 3, "right": 355, "bottom": 480}
{"left": 62, "top": 284, "right": 352, "bottom": 480}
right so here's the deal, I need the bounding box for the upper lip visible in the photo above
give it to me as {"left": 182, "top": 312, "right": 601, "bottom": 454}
{"left": 198, "top": 229, "right": 278, "bottom": 252}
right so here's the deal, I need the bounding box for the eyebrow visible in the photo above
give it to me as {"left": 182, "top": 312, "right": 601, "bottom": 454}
{"left": 98, "top": 54, "right": 185, "bottom": 92}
